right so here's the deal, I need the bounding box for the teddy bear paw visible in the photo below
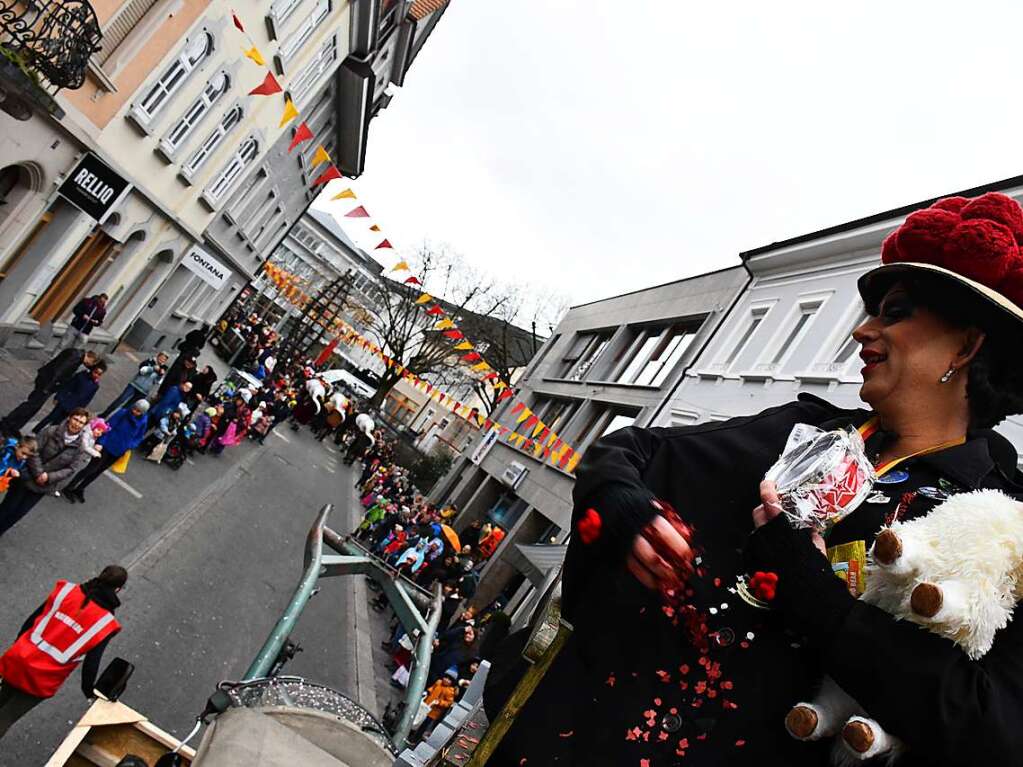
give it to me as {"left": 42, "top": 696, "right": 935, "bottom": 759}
{"left": 842, "top": 719, "right": 876, "bottom": 754}
{"left": 910, "top": 582, "right": 944, "bottom": 618}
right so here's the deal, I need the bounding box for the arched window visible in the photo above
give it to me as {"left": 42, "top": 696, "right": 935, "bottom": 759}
{"left": 183, "top": 105, "right": 243, "bottom": 178}
{"left": 161, "top": 71, "right": 230, "bottom": 156}
{"left": 204, "top": 136, "right": 258, "bottom": 206}
{"left": 134, "top": 32, "right": 214, "bottom": 124}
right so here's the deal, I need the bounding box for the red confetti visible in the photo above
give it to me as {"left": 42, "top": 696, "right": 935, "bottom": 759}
{"left": 656, "top": 670, "right": 671, "bottom": 683}
{"left": 669, "top": 707, "right": 678, "bottom": 715}
{"left": 735, "top": 740, "right": 746, "bottom": 747}
{"left": 658, "top": 731, "right": 669, "bottom": 741}
{"left": 713, "top": 577, "right": 722, "bottom": 587}
{"left": 577, "top": 508, "right": 602, "bottom": 544}
{"left": 679, "top": 664, "right": 690, "bottom": 674}
{"left": 606, "top": 674, "right": 616, "bottom": 687}
{"left": 678, "top": 738, "right": 690, "bottom": 749}
{"left": 640, "top": 760, "right": 651, "bottom": 767}
{"left": 558, "top": 730, "right": 574, "bottom": 738}
{"left": 643, "top": 709, "right": 657, "bottom": 719}
{"left": 697, "top": 733, "right": 708, "bottom": 741}
{"left": 653, "top": 697, "right": 662, "bottom": 706}
{"left": 721, "top": 680, "right": 733, "bottom": 690}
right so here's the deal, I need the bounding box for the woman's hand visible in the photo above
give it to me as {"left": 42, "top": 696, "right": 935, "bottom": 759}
{"left": 753, "top": 480, "right": 825, "bottom": 555}
{"left": 628, "top": 507, "right": 694, "bottom": 592}
{"left": 35, "top": 471, "right": 48, "bottom": 486}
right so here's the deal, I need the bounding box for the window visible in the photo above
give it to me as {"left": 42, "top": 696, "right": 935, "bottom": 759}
{"left": 94, "top": 0, "right": 161, "bottom": 65}
{"left": 160, "top": 71, "right": 229, "bottom": 156}
{"left": 204, "top": 136, "right": 259, "bottom": 206}
{"left": 724, "top": 308, "right": 768, "bottom": 365}
{"left": 614, "top": 324, "right": 695, "bottom": 386}
{"left": 267, "top": 0, "right": 305, "bottom": 38}
{"left": 183, "top": 106, "right": 243, "bottom": 177}
{"left": 277, "top": 0, "right": 330, "bottom": 65}
{"left": 525, "top": 333, "right": 560, "bottom": 379}
{"left": 832, "top": 312, "right": 866, "bottom": 365}
{"left": 558, "top": 331, "right": 611, "bottom": 380}
{"left": 572, "top": 405, "right": 638, "bottom": 452}
{"left": 772, "top": 303, "right": 821, "bottom": 364}
{"left": 290, "top": 35, "right": 338, "bottom": 104}
{"left": 134, "top": 33, "right": 213, "bottom": 123}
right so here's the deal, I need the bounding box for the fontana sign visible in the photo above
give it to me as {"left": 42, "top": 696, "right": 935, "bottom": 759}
{"left": 57, "top": 153, "right": 131, "bottom": 223}
{"left": 181, "top": 247, "right": 229, "bottom": 291}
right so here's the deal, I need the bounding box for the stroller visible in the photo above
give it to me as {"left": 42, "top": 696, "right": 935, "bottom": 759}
{"left": 162, "top": 425, "right": 195, "bottom": 470}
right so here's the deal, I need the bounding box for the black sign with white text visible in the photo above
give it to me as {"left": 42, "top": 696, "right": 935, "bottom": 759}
{"left": 57, "top": 153, "right": 131, "bottom": 223}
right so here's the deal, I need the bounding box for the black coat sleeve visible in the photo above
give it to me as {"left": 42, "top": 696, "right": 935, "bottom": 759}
{"left": 80, "top": 633, "right": 115, "bottom": 698}
{"left": 822, "top": 601, "right": 1023, "bottom": 766}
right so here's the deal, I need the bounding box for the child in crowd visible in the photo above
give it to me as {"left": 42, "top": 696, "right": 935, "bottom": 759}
{"left": 0, "top": 435, "right": 37, "bottom": 493}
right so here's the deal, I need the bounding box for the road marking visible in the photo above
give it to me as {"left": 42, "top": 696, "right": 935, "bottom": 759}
{"left": 186, "top": 458, "right": 195, "bottom": 465}
{"left": 124, "top": 351, "right": 140, "bottom": 363}
{"left": 273, "top": 430, "right": 291, "bottom": 443}
{"left": 122, "top": 447, "right": 264, "bottom": 575}
{"left": 102, "top": 471, "right": 143, "bottom": 499}
{"left": 324, "top": 466, "right": 335, "bottom": 473}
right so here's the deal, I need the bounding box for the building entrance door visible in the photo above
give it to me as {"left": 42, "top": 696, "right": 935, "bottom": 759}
{"left": 30, "top": 226, "right": 119, "bottom": 323}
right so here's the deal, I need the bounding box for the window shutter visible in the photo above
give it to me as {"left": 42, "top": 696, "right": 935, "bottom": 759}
{"left": 96, "top": 0, "right": 162, "bottom": 65}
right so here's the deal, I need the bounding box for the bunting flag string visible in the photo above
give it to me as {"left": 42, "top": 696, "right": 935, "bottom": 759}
{"left": 227, "top": 10, "right": 582, "bottom": 471}
{"left": 279, "top": 98, "right": 299, "bottom": 127}
{"left": 243, "top": 46, "right": 265, "bottom": 66}
{"left": 310, "top": 145, "right": 331, "bottom": 169}
{"left": 287, "top": 122, "right": 313, "bottom": 152}
{"left": 312, "top": 166, "right": 342, "bottom": 186}
{"left": 248, "top": 71, "right": 282, "bottom": 95}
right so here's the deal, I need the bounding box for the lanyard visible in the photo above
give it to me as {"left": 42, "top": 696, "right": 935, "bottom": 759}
{"left": 857, "top": 416, "right": 965, "bottom": 477}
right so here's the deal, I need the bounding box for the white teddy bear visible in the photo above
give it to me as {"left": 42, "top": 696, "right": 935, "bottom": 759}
{"left": 784, "top": 489, "right": 1023, "bottom": 766}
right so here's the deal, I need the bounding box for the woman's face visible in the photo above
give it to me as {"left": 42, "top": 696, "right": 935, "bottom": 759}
{"left": 853, "top": 283, "right": 974, "bottom": 410}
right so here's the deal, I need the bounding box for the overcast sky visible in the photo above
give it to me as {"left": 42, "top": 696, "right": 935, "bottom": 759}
{"left": 313, "top": 1, "right": 1023, "bottom": 307}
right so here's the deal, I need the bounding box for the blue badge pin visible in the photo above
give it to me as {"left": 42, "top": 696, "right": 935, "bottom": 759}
{"left": 876, "top": 469, "right": 910, "bottom": 485}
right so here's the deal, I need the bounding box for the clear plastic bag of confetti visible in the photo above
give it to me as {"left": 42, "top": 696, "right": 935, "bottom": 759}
{"left": 764, "top": 424, "right": 877, "bottom": 531}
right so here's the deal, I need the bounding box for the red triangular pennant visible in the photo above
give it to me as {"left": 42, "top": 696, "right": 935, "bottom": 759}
{"left": 443, "top": 330, "right": 464, "bottom": 340}
{"left": 426, "top": 306, "right": 445, "bottom": 316}
{"left": 404, "top": 276, "right": 422, "bottom": 285}
{"left": 345, "top": 205, "right": 370, "bottom": 218}
{"left": 248, "top": 71, "right": 282, "bottom": 96}
{"left": 497, "top": 389, "right": 514, "bottom": 401}
{"left": 312, "top": 165, "right": 342, "bottom": 186}
{"left": 375, "top": 239, "right": 393, "bottom": 249}
{"left": 462, "top": 352, "right": 482, "bottom": 363}
{"left": 232, "top": 12, "right": 245, "bottom": 32}
{"left": 288, "top": 122, "right": 313, "bottom": 152}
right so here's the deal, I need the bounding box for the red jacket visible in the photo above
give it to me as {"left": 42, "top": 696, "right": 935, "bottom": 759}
{"left": 0, "top": 581, "right": 120, "bottom": 698}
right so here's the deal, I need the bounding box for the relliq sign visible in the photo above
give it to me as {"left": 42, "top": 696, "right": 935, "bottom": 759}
{"left": 57, "top": 153, "right": 131, "bottom": 224}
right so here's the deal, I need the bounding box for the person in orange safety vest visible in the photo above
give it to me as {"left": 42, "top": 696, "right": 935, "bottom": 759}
{"left": 0, "top": 565, "right": 126, "bottom": 740}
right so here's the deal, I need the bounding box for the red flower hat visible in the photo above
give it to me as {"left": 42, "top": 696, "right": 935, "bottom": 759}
{"left": 858, "top": 192, "right": 1023, "bottom": 322}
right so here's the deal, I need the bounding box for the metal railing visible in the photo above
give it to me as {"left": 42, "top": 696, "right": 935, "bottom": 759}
{"left": 241, "top": 503, "right": 443, "bottom": 750}
{"left": 0, "top": 0, "right": 102, "bottom": 89}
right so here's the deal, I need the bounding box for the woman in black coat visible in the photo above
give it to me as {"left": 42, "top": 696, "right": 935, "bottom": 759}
{"left": 487, "top": 193, "right": 1023, "bottom": 766}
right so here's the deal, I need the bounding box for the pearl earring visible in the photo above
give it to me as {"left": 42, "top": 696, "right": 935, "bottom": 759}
{"left": 939, "top": 366, "right": 957, "bottom": 384}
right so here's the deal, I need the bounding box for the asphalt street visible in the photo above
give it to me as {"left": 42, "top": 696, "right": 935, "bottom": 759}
{"left": 0, "top": 351, "right": 371, "bottom": 765}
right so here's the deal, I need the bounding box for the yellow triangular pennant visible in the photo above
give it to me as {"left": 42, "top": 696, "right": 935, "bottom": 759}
{"left": 279, "top": 98, "right": 299, "bottom": 128}
{"left": 390, "top": 261, "right": 410, "bottom": 272}
{"left": 331, "top": 188, "right": 356, "bottom": 200}
{"left": 415, "top": 293, "right": 433, "bottom": 305}
{"left": 311, "top": 145, "right": 330, "bottom": 169}
{"left": 453, "top": 341, "right": 473, "bottom": 350}
{"left": 243, "top": 47, "right": 266, "bottom": 66}
{"left": 471, "top": 361, "right": 491, "bottom": 372}
{"left": 435, "top": 318, "right": 455, "bottom": 330}
{"left": 369, "top": 224, "right": 381, "bottom": 232}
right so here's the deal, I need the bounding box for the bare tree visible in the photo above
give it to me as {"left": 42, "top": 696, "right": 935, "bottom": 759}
{"left": 359, "top": 244, "right": 509, "bottom": 407}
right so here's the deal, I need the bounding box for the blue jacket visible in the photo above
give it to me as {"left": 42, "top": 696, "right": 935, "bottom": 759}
{"left": 0, "top": 437, "right": 28, "bottom": 475}
{"left": 97, "top": 408, "right": 148, "bottom": 457}
{"left": 55, "top": 370, "right": 99, "bottom": 410}
{"left": 151, "top": 386, "right": 183, "bottom": 421}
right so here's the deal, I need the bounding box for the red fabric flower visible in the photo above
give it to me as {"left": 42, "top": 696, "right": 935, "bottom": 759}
{"left": 577, "top": 508, "right": 602, "bottom": 544}
{"left": 748, "top": 571, "right": 779, "bottom": 602}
